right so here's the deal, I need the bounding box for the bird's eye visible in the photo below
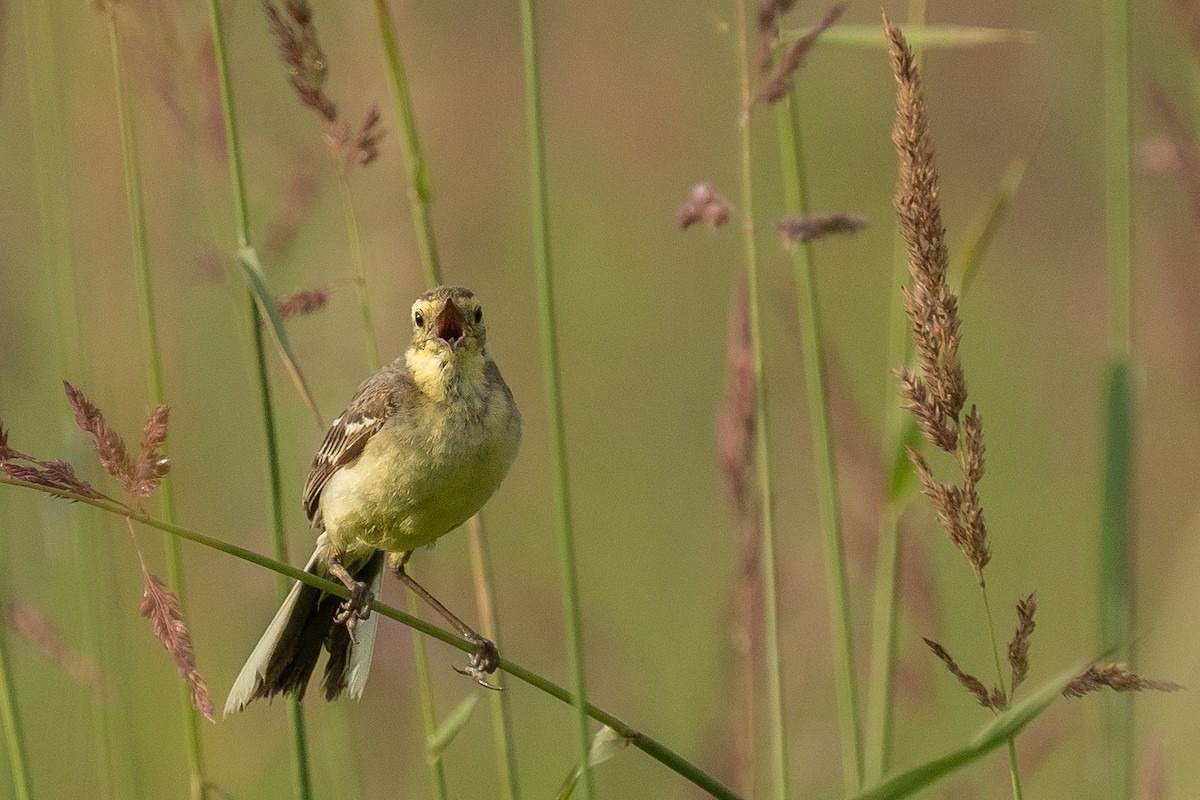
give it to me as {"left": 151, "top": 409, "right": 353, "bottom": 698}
{"left": 414, "top": 310, "right": 425, "bottom": 328}
{"left": 473, "top": 307, "right": 483, "bottom": 323}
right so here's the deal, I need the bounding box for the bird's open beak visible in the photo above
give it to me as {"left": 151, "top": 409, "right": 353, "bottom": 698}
{"left": 432, "top": 301, "right": 466, "bottom": 349}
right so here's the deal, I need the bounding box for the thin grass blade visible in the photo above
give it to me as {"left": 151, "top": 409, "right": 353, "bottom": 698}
{"left": 425, "top": 693, "right": 480, "bottom": 766}
{"left": 236, "top": 246, "right": 323, "bottom": 429}
{"left": 852, "top": 664, "right": 1080, "bottom": 800}
{"left": 783, "top": 24, "right": 1038, "bottom": 49}
{"left": 1098, "top": 358, "right": 1135, "bottom": 796}
{"left": 952, "top": 146, "right": 1038, "bottom": 295}
{"left": 0, "top": 594, "right": 32, "bottom": 800}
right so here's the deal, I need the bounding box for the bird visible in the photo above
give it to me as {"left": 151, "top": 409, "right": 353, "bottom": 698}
{"left": 225, "top": 286, "right": 522, "bottom": 714}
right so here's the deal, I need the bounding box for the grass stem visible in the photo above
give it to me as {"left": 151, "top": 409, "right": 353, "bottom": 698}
{"left": 1101, "top": 0, "right": 1136, "bottom": 792}
{"left": 736, "top": 3, "right": 789, "bottom": 798}
{"left": 468, "top": 515, "right": 521, "bottom": 800}
{"left": 102, "top": 6, "right": 206, "bottom": 795}
{"left": 250, "top": 299, "right": 315, "bottom": 800}
{"left": 864, "top": 1, "right": 928, "bottom": 782}
{"left": 21, "top": 2, "right": 117, "bottom": 796}
{"left": 367, "top": 3, "right": 521, "bottom": 791}
{"left": 0, "top": 476, "right": 743, "bottom": 800}
{"left": 518, "top": 1, "right": 595, "bottom": 796}
{"left": 337, "top": 177, "right": 382, "bottom": 370}
{"left": 981, "top": 585, "right": 1024, "bottom": 800}
{"left": 203, "top": 2, "right": 321, "bottom": 794}
{"left": 0, "top": 578, "right": 32, "bottom": 800}
{"left": 408, "top": 590, "right": 450, "bottom": 800}
{"left": 774, "top": 90, "right": 864, "bottom": 793}
{"left": 369, "top": 0, "right": 441, "bottom": 289}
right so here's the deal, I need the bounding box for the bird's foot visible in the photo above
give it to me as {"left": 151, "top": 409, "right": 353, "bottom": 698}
{"left": 334, "top": 580, "right": 374, "bottom": 637}
{"left": 453, "top": 634, "right": 503, "bottom": 690}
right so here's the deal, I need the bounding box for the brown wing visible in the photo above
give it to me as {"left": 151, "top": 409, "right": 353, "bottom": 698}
{"left": 302, "top": 366, "right": 400, "bottom": 525}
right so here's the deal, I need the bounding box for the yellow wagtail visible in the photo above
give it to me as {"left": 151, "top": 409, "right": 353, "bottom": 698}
{"left": 226, "top": 286, "right": 522, "bottom": 713}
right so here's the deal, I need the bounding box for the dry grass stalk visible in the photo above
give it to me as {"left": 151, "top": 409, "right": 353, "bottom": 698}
{"left": 759, "top": 3, "right": 847, "bottom": 105}
{"left": 777, "top": 213, "right": 866, "bottom": 248}
{"left": 5, "top": 602, "right": 112, "bottom": 699}
{"left": 138, "top": 554, "right": 215, "bottom": 721}
{"left": 59, "top": 383, "right": 215, "bottom": 721}
{"left": 677, "top": 182, "right": 733, "bottom": 230}
{"left": 922, "top": 637, "right": 1000, "bottom": 710}
{"left": 886, "top": 16, "right": 990, "bottom": 585}
{"left": 1007, "top": 593, "right": 1036, "bottom": 695}
{"left": 0, "top": 423, "right": 106, "bottom": 501}
{"left": 263, "top": 0, "right": 383, "bottom": 174}
{"left": 715, "top": 279, "right": 762, "bottom": 795}
{"left": 1062, "top": 664, "right": 1183, "bottom": 699}
{"left": 64, "top": 381, "right": 137, "bottom": 491}
{"left": 263, "top": 0, "right": 334, "bottom": 122}
{"left": 65, "top": 382, "right": 170, "bottom": 504}
{"left": 276, "top": 287, "right": 331, "bottom": 319}
{"left": 754, "top": 0, "right": 797, "bottom": 73}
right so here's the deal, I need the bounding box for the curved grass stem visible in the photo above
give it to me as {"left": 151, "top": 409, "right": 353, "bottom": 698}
{"left": 0, "top": 476, "right": 743, "bottom": 800}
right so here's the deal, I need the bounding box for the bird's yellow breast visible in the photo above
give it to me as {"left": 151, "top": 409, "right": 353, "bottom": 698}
{"left": 318, "top": 349, "right": 520, "bottom": 556}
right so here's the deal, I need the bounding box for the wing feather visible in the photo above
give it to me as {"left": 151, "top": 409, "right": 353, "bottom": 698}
{"left": 302, "top": 362, "right": 407, "bottom": 523}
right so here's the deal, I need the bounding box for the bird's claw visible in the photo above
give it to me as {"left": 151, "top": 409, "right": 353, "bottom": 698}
{"left": 334, "top": 581, "right": 374, "bottom": 639}
{"left": 452, "top": 635, "right": 503, "bottom": 690}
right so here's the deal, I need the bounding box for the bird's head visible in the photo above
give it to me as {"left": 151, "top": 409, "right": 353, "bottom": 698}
{"left": 410, "top": 286, "right": 486, "bottom": 355}
{"left": 407, "top": 286, "right": 489, "bottom": 397}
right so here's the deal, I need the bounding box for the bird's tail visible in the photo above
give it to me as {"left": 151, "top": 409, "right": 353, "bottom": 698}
{"left": 224, "top": 533, "right": 384, "bottom": 715}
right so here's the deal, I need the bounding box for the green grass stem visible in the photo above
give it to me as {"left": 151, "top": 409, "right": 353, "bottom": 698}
{"left": 774, "top": 93, "right": 864, "bottom": 791}
{"left": 1098, "top": 359, "right": 1135, "bottom": 798}
{"left": 1101, "top": 0, "right": 1135, "bottom": 791}
{"left": 408, "top": 590, "right": 450, "bottom": 800}
{"left": 366, "top": 3, "right": 522, "bottom": 791}
{"left": 519, "top": 1, "right": 595, "bottom": 796}
{"left": 980, "top": 584, "right": 1024, "bottom": 800}
{"left": 0, "top": 599, "right": 31, "bottom": 800}
{"left": 736, "top": 3, "right": 789, "bottom": 798}
{"left": 203, "top": 1, "right": 323, "bottom": 795}
{"left": 337, "top": 178, "right": 382, "bottom": 370}
{"left": 21, "top": 3, "right": 119, "bottom": 797}
{"left": 0, "top": 476, "right": 742, "bottom": 800}
{"left": 250, "top": 302, "right": 315, "bottom": 800}
{"left": 468, "top": 515, "right": 521, "bottom": 800}
{"left": 370, "top": 0, "right": 441, "bottom": 289}
{"left": 102, "top": 6, "right": 206, "bottom": 795}
{"left": 864, "top": 2, "right": 927, "bottom": 782}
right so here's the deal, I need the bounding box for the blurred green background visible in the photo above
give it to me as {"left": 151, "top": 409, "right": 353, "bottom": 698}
{"left": 0, "top": 0, "right": 1197, "bottom": 798}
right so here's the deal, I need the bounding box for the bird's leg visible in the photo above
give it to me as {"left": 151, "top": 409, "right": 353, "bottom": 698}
{"left": 388, "top": 551, "right": 502, "bottom": 690}
{"left": 328, "top": 551, "right": 373, "bottom": 637}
